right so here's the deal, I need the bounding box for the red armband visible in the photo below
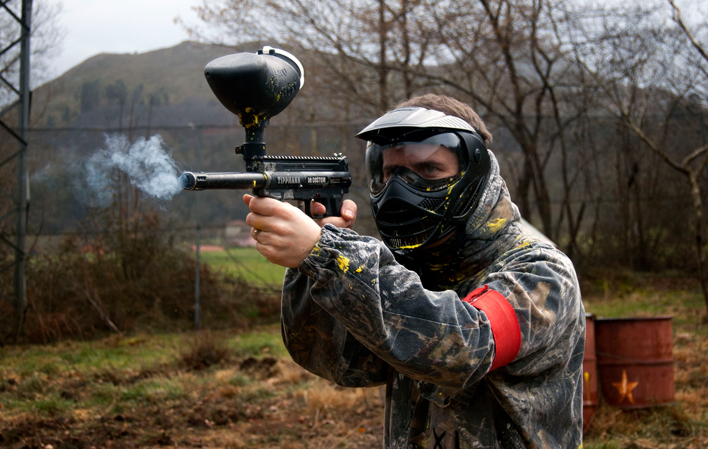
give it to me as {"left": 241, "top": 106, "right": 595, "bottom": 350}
{"left": 462, "top": 285, "right": 521, "bottom": 371}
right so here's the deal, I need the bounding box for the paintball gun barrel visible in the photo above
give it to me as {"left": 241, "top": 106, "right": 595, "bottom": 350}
{"left": 179, "top": 46, "right": 352, "bottom": 218}
{"left": 180, "top": 155, "right": 351, "bottom": 217}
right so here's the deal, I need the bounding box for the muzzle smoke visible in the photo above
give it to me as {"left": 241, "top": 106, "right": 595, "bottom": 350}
{"left": 84, "top": 134, "right": 182, "bottom": 206}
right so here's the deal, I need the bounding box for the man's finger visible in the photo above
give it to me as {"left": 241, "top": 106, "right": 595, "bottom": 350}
{"left": 248, "top": 196, "right": 288, "bottom": 216}
{"left": 308, "top": 199, "right": 357, "bottom": 219}
{"left": 309, "top": 201, "right": 327, "bottom": 216}
{"left": 245, "top": 213, "right": 262, "bottom": 231}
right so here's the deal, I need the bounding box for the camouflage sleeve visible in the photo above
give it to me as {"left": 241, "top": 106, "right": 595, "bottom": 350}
{"left": 291, "top": 224, "right": 497, "bottom": 390}
{"left": 281, "top": 265, "right": 389, "bottom": 387}
{"left": 482, "top": 242, "right": 584, "bottom": 376}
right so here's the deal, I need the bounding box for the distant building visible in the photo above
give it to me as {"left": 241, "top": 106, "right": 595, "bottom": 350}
{"left": 191, "top": 244, "right": 225, "bottom": 253}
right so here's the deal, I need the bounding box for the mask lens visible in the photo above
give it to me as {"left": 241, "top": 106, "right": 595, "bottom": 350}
{"left": 366, "top": 132, "right": 467, "bottom": 195}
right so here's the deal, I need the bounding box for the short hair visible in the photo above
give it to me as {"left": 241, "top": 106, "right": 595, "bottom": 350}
{"left": 395, "top": 94, "right": 493, "bottom": 144}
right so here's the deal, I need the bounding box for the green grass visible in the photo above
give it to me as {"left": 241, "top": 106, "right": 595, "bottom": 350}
{"left": 92, "top": 382, "right": 121, "bottom": 405}
{"left": 0, "top": 326, "right": 285, "bottom": 424}
{"left": 0, "top": 333, "right": 183, "bottom": 380}
{"left": 197, "top": 247, "right": 286, "bottom": 288}
{"left": 229, "top": 373, "right": 251, "bottom": 387}
{"left": 0, "top": 326, "right": 283, "bottom": 379}
{"left": 30, "top": 395, "right": 73, "bottom": 416}
{"left": 583, "top": 289, "right": 705, "bottom": 330}
{"left": 229, "top": 325, "right": 287, "bottom": 358}
{"left": 119, "top": 378, "right": 186, "bottom": 404}
{"left": 584, "top": 443, "right": 619, "bottom": 449}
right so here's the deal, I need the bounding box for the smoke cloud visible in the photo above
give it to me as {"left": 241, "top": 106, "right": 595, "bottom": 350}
{"left": 84, "top": 134, "right": 182, "bottom": 206}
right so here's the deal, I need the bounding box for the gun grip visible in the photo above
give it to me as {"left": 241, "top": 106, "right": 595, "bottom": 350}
{"left": 305, "top": 196, "right": 343, "bottom": 219}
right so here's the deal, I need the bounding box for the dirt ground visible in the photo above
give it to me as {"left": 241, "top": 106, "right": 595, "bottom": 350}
{"left": 0, "top": 354, "right": 385, "bottom": 449}
{"left": 2, "top": 338, "right": 707, "bottom": 449}
{"left": 2, "top": 274, "right": 707, "bottom": 448}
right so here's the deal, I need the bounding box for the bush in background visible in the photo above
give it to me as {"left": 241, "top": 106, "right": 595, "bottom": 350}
{"left": 0, "top": 208, "right": 279, "bottom": 344}
{"left": 180, "top": 329, "right": 231, "bottom": 371}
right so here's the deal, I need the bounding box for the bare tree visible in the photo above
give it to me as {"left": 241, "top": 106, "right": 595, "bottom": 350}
{"left": 185, "top": 0, "right": 605, "bottom": 249}
{"left": 572, "top": 0, "right": 708, "bottom": 317}
{"left": 183, "top": 0, "right": 437, "bottom": 116}
{"left": 182, "top": 0, "right": 443, "bottom": 234}
{"left": 0, "top": 0, "right": 63, "bottom": 108}
{"left": 370, "top": 0, "right": 605, "bottom": 246}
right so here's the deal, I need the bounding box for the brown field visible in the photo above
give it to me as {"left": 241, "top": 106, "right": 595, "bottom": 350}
{"left": 1, "top": 272, "right": 707, "bottom": 448}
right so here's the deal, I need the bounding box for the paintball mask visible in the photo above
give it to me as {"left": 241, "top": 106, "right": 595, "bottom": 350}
{"left": 356, "top": 107, "right": 491, "bottom": 256}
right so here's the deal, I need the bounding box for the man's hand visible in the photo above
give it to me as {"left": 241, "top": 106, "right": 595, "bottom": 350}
{"left": 243, "top": 195, "right": 358, "bottom": 268}
{"left": 308, "top": 199, "right": 358, "bottom": 229}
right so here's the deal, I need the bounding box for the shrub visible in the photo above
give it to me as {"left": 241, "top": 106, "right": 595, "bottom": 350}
{"left": 179, "top": 329, "right": 230, "bottom": 370}
{"left": 0, "top": 209, "right": 274, "bottom": 344}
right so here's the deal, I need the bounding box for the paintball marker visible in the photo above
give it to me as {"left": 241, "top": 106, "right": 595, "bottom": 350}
{"left": 180, "top": 46, "right": 352, "bottom": 218}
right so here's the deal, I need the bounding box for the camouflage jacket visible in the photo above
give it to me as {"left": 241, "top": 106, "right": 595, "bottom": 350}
{"left": 281, "top": 153, "right": 585, "bottom": 449}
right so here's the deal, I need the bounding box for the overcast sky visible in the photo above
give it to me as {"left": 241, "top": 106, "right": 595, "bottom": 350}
{"left": 37, "top": 0, "right": 708, "bottom": 82}
{"left": 49, "top": 0, "right": 203, "bottom": 79}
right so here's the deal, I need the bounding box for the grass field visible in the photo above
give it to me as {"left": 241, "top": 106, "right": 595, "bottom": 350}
{"left": 1, "top": 270, "right": 706, "bottom": 448}
{"left": 0, "top": 326, "right": 383, "bottom": 448}
{"left": 197, "top": 247, "right": 286, "bottom": 289}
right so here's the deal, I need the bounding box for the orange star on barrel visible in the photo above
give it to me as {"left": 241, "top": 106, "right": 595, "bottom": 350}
{"left": 612, "top": 369, "right": 639, "bottom": 404}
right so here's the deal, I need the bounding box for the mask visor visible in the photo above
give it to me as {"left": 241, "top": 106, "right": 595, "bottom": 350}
{"left": 366, "top": 131, "right": 467, "bottom": 195}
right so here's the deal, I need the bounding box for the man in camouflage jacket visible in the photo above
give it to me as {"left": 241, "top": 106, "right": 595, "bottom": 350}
{"left": 244, "top": 95, "right": 585, "bottom": 449}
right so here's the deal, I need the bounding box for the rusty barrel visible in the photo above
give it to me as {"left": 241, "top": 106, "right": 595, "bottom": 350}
{"left": 582, "top": 314, "right": 598, "bottom": 432}
{"left": 595, "top": 316, "right": 674, "bottom": 408}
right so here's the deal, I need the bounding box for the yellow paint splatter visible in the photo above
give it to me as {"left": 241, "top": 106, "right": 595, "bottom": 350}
{"left": 371, "top": 279, "right": 376, "bottom": 285}
{"left": 355, "top": 265, "right": 364, "bottom": 273}
{"left": 336, "top": 255, "right": 350, "bottom": 273}
{"left": 396, "top": 243, "right": 423, "bottom": 250}
{"left": 486, "top": 218, "right": 506, "bottom": 233}
{"left": 515, "top": 240, "right": 531, "bottom": 250}
{"left": 310, "top": 244, "right": 321, "bottom": 257}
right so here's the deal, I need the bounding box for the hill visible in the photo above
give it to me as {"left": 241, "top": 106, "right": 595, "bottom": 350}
{"left": 22, "top": 41, "right": 374, "bottom": 237}
{"left": 32, "top": 41, "right": 250, "bottom": 129}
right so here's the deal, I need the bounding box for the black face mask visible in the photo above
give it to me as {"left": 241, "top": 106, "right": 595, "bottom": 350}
{"left": 366, "top": 129, "right": 490, "bottom": 257}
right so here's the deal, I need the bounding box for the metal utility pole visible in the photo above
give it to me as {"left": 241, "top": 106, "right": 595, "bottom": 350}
{"left": 194, "top": 126, "right": 202, "bottom": 330}
{"left": 0, "top": 0, "right": 33, "bottom": 341}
